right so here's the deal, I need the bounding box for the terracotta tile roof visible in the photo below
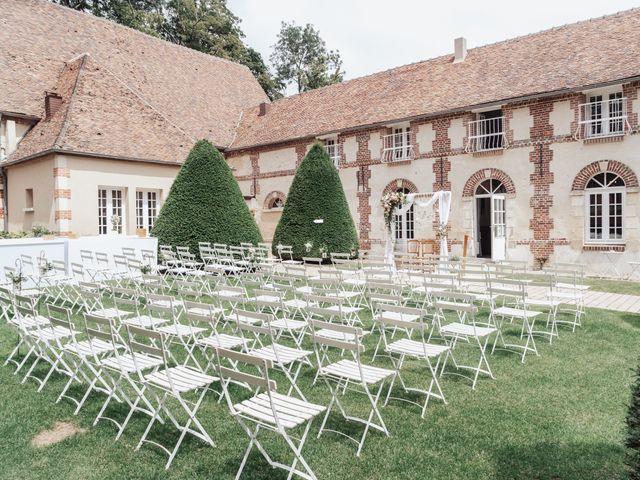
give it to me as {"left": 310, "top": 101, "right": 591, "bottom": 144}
{"left": 230, "top": 8, "right": 640, "bottom": 150}
{"left": 8, "top": 55, "right": 193, "bottom": 164}
{"left": 0, "top": 0, "right": 267, "bottom": 156}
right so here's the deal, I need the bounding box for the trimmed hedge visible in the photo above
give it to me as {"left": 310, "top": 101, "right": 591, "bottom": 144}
{"left": 272, "top": 142, "right": 359, "bottom": 260}
{"left": 151, "top": 139, "right": 262, "bottom": 256}
{"left": 626, "top": 360, "right": 640, "bottom": 479}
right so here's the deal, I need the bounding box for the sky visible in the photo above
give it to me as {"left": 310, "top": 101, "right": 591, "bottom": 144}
{"left": 229, "top": 0, "right": 639, "bottom": 85}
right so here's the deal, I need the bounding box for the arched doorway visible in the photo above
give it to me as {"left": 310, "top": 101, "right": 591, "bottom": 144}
{"left": 394, "top": 187, "right": 414, "bottom": 252}
{"left": 474, "top": 179, "right": 506, "bottom": 260}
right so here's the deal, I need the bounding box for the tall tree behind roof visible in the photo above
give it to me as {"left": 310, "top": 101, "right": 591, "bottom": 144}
{"left": 270, "top": 21, "right": 344, "bottom": 94}
{"left": 52, "top": 0, "right": 281, "bottom": 99}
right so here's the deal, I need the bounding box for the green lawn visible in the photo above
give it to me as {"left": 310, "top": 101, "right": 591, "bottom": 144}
{"left": 0, "top": 303, "right": 637, "bottom": 480}
{"left": 585, "top": 277, "right": 640, "bottom": 296}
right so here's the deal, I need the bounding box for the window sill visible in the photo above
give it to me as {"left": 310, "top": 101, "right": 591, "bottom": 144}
{"left": 472, "top": 148, "right": 504, "bottom": 158}
{"left": 383, "top": 159, "right": 413, "bottom": 166}
{"left": 583, "top": 135, "right": 625, "bottom": 145}
{"left": 582, "top": 244, "right": 626, "bottom": 252}
{"left": 23, "top": 208, "right": 34, "bottom": 213}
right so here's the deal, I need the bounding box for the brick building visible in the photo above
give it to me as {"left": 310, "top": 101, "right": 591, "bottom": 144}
{"left": 2, "top": 1, "right": 640, "bottom": 273}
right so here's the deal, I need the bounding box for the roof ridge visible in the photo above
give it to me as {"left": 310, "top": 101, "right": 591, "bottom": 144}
{"left": 53, "top": 54, "right": 88, "bottom": 149}
{"left": 42, "top": 0, "right": 255, "bottom": 75}
{"left": 267, "top": 6, "right": 640, "bottom": 107}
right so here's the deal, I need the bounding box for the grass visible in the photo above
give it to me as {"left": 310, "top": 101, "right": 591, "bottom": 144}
{"left": 584, "top": 277, "right": 640, "bottom": 295}
{"left": 0, "top": 298, "right": 638, "bottom": 480}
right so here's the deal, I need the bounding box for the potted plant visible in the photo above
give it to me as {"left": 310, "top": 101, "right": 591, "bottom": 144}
{"left": 110, "top": 215, "right": 121, "bottom": 235}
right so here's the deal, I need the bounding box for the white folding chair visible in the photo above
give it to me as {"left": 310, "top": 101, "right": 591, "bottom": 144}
{"left": 127, "top": 325, "right": 217, "bottom": 469}
{"left": 215, "top": 347, "right": 325, "bottom": 480}
{"left": 234, "top": 309, "right": 312, "bottom": 400}
{"left": 309, "top": 319, "right": 394, "bottom": 456}
{"left": 434, "top": 293, "right": 496, "bottom": 390}
{"left": 52, "top": 304, "right": 120, "bottom": 414}
{"left": 91, "top": 313, "right": 164, "bottom": 440}
{"left": 376, "top": 304, "right": 450, "bottom": 417}
{"left": 18, "top": 302, "right": 77, "bottom": 392}
{"left": 488, "top": 278, "right": 542, "bottom": 363}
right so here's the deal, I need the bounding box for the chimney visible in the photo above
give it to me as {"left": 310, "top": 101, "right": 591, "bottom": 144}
{"left": 45, "top": 91, "right": 63, "bottom": 119}
{"left": 453, "top": 37, "right": 467, "bottom": 63}
{"left": 258, "top": 102, "right": 270, "bottom": 117}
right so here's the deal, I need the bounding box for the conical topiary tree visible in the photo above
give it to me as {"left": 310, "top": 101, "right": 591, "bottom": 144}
{"left": 626, "top": 360, "right": 640, "bottom": 479}
{"left": 272, "top": 142, "right": 359, "bottom": 260}
{"left": 151, "top": 139, "right": 262, "bottom": 257}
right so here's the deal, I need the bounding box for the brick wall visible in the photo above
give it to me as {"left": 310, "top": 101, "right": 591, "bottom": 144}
{"left": 224, "top": 83, "right": 640, "bottom": 260}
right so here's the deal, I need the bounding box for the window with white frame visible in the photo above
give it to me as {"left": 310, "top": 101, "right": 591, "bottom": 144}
{"left": 382, "top": 126, "right": 413, "bottom": 162}
{"left": 98, "top": 188, "right": 125, "bottom": 235}
{"left": 585, "top": 172, "right": 625, "bottom": 243}
{"left": 136, "top": 189, "right": 160, "bottom": 232}
{"left": 467, "top": 109, "right": 505, "bottom": 152}
{"left": 323, "top": 138, "right": 340, "bottom": 167}
{"left": 578, "top": 90, "right": 628, "bottom": 139}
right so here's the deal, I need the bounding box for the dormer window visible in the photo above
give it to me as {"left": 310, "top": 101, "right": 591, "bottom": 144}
{"left": 467, "top": 109, "right": 505, "bottom": 152}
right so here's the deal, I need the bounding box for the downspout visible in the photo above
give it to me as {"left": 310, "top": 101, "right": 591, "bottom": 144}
{"left": 1, "top": 165, "right": 7, "bottom": 232}
{"left": 0, "top": 113, "right": 7, "bottom": 232}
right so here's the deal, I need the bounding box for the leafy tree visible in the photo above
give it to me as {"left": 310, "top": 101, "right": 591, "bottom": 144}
{"left": 626, "top": 361, "right": 640, "bottom": 479}
{"left": 272, "top": 143, "right": 358, "bottom": 260}
{"left": 151, "top": 139, "right": 262, "bottom": 257}
{"left": 51, "top": 0, "right": 280, "bottom": 99}
{"left": 270, "top": 21, "right": 344, "bottom": 94}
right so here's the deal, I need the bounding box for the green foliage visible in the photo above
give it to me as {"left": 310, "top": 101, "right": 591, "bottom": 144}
{"left": 270, "top": 21, "right": 344, "bottom": 94}
{"left": 151, "top": 139, "right": 262, "bottom": 256}
{"left": 626, "top": 360, "right": 640, "bottom": 479}
{"left": 272, "top": 143, "right": 358, "bottom": 260}
{"left": 51, "top": 0, "right": 280, "bottom": 99}
{"left": 0, "top": 224, "right": 53, "bottom": 240}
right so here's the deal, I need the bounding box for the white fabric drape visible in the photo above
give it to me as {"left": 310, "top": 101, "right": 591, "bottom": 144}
{"left": 384, "top": 191, "right": 452, "bottom": 266}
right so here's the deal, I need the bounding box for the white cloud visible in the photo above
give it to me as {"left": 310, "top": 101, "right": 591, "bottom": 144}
{"left": 230, "top": 0, "right": 639, "bottom": 84}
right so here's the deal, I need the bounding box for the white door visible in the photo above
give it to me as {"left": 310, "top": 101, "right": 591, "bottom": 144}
{"left": 98, "top": 188, "right": 125, "bottom": 235}
{"left": 491, "top": 195, "right": 506, "bottom": 261}
{"left": 135, "top": 190, "right": 160, "bottom": 232}
{"left": 393, "top": 202, "right": 414, "bottom": 253}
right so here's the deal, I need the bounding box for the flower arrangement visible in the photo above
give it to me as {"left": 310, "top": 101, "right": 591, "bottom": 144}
{"left": 7, "top": 269, "right": 26, "bottom": 292}
{"left": 110, "top": 215, "right": 121, "bottom": 232}
{"left": 381, "top": 191, "right": 407, "bottom": 231}
{"left": 434, "top": 223, "right": 448, "bottom": 240}
{"left": 39, "top": 260, "right": 55, "bottom": 276}
{"left": 140, "top": 264, "right": 152, "bottom": 275}
{"left": 349, "top": 243, "right": 358, "bottom": 258}
{"left": 304, "top": 241, "right": 313, "bottom": 253}
{"left": 246, "top": 247, "right": 259, "bottom": 267}
{"left": 318, "top": 244, "right": 328, "bottom": 259}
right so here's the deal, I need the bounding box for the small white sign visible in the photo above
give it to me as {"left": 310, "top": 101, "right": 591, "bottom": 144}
{"left": 313, "top": 219, "right": 324, "bottom": 224}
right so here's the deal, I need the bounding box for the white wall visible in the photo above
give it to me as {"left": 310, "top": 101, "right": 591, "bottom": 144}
{"left": 0, "top": 235, "right": 157, "bottom": 283}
